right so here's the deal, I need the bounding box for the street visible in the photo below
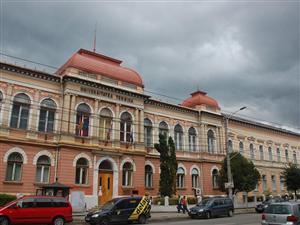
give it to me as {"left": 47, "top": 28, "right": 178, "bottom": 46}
{"left": 71, "top": 213, "right": 261, "bottom": 225}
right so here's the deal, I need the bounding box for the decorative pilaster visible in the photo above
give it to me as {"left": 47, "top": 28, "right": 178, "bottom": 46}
{"left": 69, "top": 95, "right": 76, "bottom": 134}
{"left": 61, "top": 94, "right": 71, "bottom": 134}
{"left": 92, "top": 100, "right": 99, "bottom": 144}
{"left": 113, "top": 104, "right": 120, "bottom": 147}
{"left": 139, "top": 109, "right": 144, "bottom": 144}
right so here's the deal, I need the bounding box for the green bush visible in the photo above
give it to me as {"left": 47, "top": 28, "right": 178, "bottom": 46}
{"left": 152, "top": 197, "right": 178, "bottom": 205}
{"left": 0, "top": 194, "right": 16, "bottom": 206}
{"left": 187, "top": 197, "right": 198, "bottom": 204}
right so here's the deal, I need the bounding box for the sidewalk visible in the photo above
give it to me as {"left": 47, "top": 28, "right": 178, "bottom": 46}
{"left": 72, "top": 205, "right": 255, "bottom": 224}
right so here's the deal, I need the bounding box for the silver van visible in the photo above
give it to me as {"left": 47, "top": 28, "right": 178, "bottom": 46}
{"left": 261, "top": 202, "right": 300, "bottom": 225}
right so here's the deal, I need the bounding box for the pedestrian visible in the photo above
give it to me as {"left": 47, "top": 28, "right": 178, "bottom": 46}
{"left": 182, "top": 196, "right": 188, "bottom": 214}
{"left": 177, "top": 195, "right": 183, "bottom": 213}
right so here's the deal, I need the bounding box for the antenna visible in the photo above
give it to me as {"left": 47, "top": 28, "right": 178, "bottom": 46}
{"left": 93, "top": 22, "right": 98, "bottom": 52}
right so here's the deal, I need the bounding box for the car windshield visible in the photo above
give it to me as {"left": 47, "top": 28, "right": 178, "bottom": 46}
{"left": 265, "top": 204, "right": 292, "bottom": 214}
{"left": 100, "top": 200, "right": 115, "bottom": 211}
{"left": 197, "top": 198, "right": 211, "bottom": 206}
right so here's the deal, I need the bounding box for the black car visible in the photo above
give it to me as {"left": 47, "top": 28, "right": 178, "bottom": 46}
{"left": 255, "top": 197, "right": 286, "bottom": 213}
{"left": 85, "top": 196, "right": 151, "bottom": 225}
{"left": 188, "top": 197, "right": 234, "bottom": 219}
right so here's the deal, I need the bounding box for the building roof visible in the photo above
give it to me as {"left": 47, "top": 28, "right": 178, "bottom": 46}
{"left": 56, "top": 49, "right": 144, "bottom": 87}
{"left": 181, "top": 90, "right": 220, "bottom": 109}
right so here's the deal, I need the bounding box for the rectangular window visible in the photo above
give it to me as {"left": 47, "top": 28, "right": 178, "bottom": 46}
{"left": 280, "top": 176, "right": 285, "bottom": 191}
{"left": 262, "top": 175, "right": 267, "bottom": 192}
{"left": 271, "top": 175, "right": 276, "bottom": 192}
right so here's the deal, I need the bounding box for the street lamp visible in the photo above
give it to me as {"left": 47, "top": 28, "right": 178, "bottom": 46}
{"left": 224, "top": 106, "right": 247, "bottom": 200}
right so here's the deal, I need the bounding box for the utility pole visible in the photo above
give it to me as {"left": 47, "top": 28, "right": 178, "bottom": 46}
{"left": 224, "top": 106, "right": 247, "bottom": 200}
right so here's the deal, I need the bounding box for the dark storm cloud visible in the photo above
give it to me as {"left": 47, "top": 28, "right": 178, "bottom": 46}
{"left": 1, "top": 1, "right": 299, "bottom": 130}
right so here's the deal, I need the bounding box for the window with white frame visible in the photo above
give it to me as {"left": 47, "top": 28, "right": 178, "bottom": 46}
{"left": 191, "top": 168, "right": 199, "bottom": 188}
{"left": 176, "top": 167, "right": 185, "bottom": 188}
{"left": 38, "top": 99, "right": 56, "bottom": 133}
{"left": 188, "top": 127, "right": 197, "bottom": 152}
{"left": 239, "top": 142, "right": 244, "bottom": 155}
{"left": 207, "top": 130, "right": 215, "bottom": 154}
{"left": 271, "top": 175, "right": 276, "bottom": 192}
{"left": 10, "top": 93, "right": 30, "bottom": 129}
{"left": 293, "top": 151, "right": 297, "bottom": 164}
{"left": 159, "top": 121, "right": 168, "bottom": 137}
{"left": 212, "top": 169, "right": 219, "bottom": 189}
{"left": 122, "top": 162, "right": 133, "bottom": 186}
{"left": 144, "top": 119, "right": 153, "bottom": 147}
{"left": 259, "top": 145, "right": 264, "bottom": 160}
{"left": 36, "top": 155, "right": 50, "bottom": 183}
{"left": 76, "top": 103, "right": 91, "bottom": 137}
{"left": 174, "top": 124, "right": 183, "bottom": 150}
{"left": 262, "top": 175, "right": 267, "bottom": 191}
{"left": 277, "top": 148, "right": 281, "bottom": 162}
{"left": 268, "top": 147, "right": 273, "bottom": 161}
{"left": 228, "top": 140, "right": 233, "bottom": 153}
{"left": 6, "top": 152, "right": 23, "bottom": 181}
{"left": 285, "top": 149, "right": 289, "bottom": 162}
{"left": 99, "top": 108, "right": 113, "bottom": 141}
{"left": 145, "top": 165, "right": 153, "bottom": 188}
{"left": 280, "top": 176, "right": 285, "bottom": 191}
{"left": 120, "top": 112, "right": 133, "bottom": 142}
{"left": 75, "top": 158, "right": 88, "bottom": 185}
{"left": 250, "top": 143, "right": 255, "bottom": 160}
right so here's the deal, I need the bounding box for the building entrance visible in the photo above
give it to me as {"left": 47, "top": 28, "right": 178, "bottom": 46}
{"left": 98, "top": 160, "right": 113, "bottom": 205}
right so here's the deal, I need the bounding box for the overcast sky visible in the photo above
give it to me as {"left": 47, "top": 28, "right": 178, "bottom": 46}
{"left": 1, "top": 1, "right": 299, "bottom": 131}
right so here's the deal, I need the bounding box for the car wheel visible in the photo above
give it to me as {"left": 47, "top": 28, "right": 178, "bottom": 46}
{"left": 205, "top": 211, "right": 211, "bottom": 219}
{"left": 138, "top": 214, "right": 147, "bottom": 224}
{"left": 0, "top": 217, "right": 9, "bottom": 225}
{"left": 228, "top": 210, "right": 233, "bottom": 217}
{"left": 101, "top": 218, "right": 109, "bottom": 225}
{"left": 53, "top": 217, "right": 65, "bottom": 225}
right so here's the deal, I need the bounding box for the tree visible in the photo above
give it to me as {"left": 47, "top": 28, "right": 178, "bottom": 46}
{"left": 155, "top": 134, "right": 178, "bottom": 197}
{"left": 282, "top": 163, "right": 300, "bottom": 200}
{"left": 219, "top": 152, "right": 260, "bottom": 195}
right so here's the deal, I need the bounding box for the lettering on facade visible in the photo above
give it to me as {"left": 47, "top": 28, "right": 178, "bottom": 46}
{"left": 80, "top": 86, "right": 134, "bottom": 104}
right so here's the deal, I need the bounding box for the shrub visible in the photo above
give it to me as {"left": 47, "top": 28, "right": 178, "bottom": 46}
{"left": 187, "top": 197, "right": 197, "bottom": 204}
{"left": 0, "top": 194, "right": 16, "bottom": 206}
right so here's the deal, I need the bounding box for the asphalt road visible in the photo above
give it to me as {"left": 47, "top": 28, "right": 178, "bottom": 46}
{"left": 73, "top": 213, "right": 261, "bottom": 225}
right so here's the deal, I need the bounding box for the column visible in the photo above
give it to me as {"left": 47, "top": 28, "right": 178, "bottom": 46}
{"left": 68, "top": 95, "right": 76, "bottom": 134}
{"left": 61, "top": 94, "right": 71, "bottom": 134}
{"left": 29, "top": 90, "right": 40, "bottom": 131}
{"left": 113, "top": 104, "right": 120, "bottom": 147}
{"left": 139, "top": 109, "right": 144, "bottom": 144}
{"left": 135, "top": 108, "right": 139, "bottom": 144}
{"left": 200, "top": 124, "right": 206, "bottom": 152}
{"left": 92, "top": 100, "right": 99, "bottom": 144}
{"left": 1, "top": 84, "right": 14, "bottom": 127}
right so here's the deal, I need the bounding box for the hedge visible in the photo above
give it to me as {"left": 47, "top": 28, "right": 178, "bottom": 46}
{"left": 0, "top": 194, "right": 16, "bottom": 206}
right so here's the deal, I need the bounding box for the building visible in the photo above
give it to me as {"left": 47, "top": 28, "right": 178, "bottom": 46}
{"left": 0, "top": 49, "right": 299, "bottom": 208}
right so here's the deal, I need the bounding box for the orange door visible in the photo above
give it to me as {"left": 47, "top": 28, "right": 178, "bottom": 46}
{"left": 98, "top": 172, "right": 113, "bottom": 205}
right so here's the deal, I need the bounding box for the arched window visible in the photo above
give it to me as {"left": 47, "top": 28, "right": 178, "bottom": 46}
{"left": 207, "top": 130, "right": 215, "bottom": 153}
{"left": 188, "top": 127, "right": 197, "bottom": 152}
{"left": 6, "top": 152, "right": 23, "bottom": 181}
{"left": 277, "top": 148, "right": 281, "bottom": 162}
{"left": 285, "top": 149, "right": 289, "bottom": 162}
{"left": 212, "top": 169, "right": 219, "bottom": 189}
{"left": 120, "top": 112, "right": 133, "bottom": 142}
{"left": 145, "top": 165, "right": 153, "bottom": 188}
{"left": 293, "top": 151, "right": 297, "bottom": 164}
{"left": 191, "top": 168, "right": 199, "bottom": 188}
{"left": 159, "top": 121, "right": 168, "bottom": 137}
{"left": 176, "top": 167, "right": 185, "bottom": 188}
{"left": 174, "top": 124, "right": 183, "bottom": 150}
{"left": 10, "top": 93, "right": 30, "bottom": 129}
{"left": 99, "top": 108, "right": 113, "bottom": 141}
{"left": 259, "top": 145, "right": 264, "bottom": 160}
{"left": 76, "top": 103, "right": 91, "bottom": 137}
{"left": 250, "top": 144, "right": 255, "bottom": 160}
{"left": 122, "top": 162, "right": 133, "bottom": 186}
{"left": 144, "top": 119, "right": 153, "bottom": 147}
{"left": 239, "top": 142, "right": 244, "bottom": 155}
{"left": 38, "top": 99, "right": 56, "bottom": 133}
{"left": 268, "top": 147, "right": 273, "bottom": 161}
{"left": 228, "top": 140, "right": 233, "bottom": 153}
{"left": 75, "top": 158, "right": 88, "bottom": 184}
{"left": 36, "top": 155, "right": 50, "bottom": 183}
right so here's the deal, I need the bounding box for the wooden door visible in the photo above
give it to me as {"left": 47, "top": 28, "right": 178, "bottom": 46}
{"left": 98, "top": 172, "right": 113, "bottom": 205}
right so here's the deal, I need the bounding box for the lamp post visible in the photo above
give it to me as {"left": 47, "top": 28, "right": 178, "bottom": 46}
{"left": 224, "top": 106, "right": 246, "bottom": 200}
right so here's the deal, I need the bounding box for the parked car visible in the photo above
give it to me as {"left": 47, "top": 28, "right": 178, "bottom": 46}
{"left": 261, "top": 202, "right": 300, "bottom": 225}
{"left": 256, "top": 197, "right": 286, "bottom": 213}
{"left": 85, "top": 196, "right": 151, "bottom": 225}
{"left": 0, "top": 196, "right": 73, "bottom": 225}
{"left": 188, "top": 196, "right": 234, "bottom": 219}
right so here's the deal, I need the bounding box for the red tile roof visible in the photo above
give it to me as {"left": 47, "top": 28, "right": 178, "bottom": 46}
{"left": 181, "top": 90, "right": 219, "bottom": 109}
{"left": 56, "top": 49, "right": 143, "bottom": 87}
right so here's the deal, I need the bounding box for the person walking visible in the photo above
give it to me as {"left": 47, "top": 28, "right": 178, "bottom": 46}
{"left": 182, "top": 196, "right": 189, "bottom": 214}
{"left": 177, "top": 195, "right": 183, "bottom": 213}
